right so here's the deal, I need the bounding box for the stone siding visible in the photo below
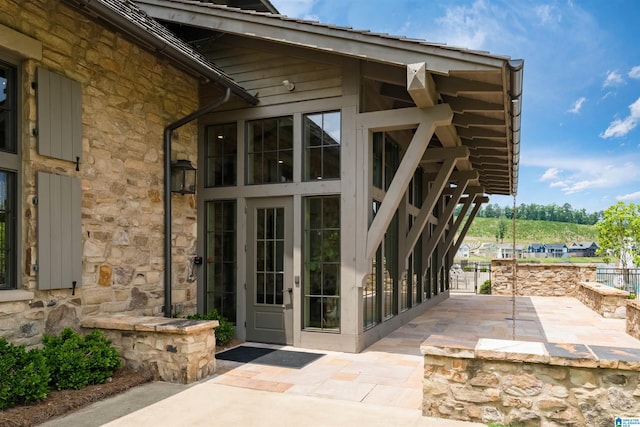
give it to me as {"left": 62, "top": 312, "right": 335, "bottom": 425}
{"left": 422, "top": 336, "right": 640, "bottom": 426}
{"left": 577, "top": 282, "right": 628, "bottom": 319}
{"left": 82, "top": 316, "right": 218, "bottom": 384}
{"left": 491, "top": 261, "right": 597, "bottom": 297}
{"left": 628, "top": 301, "right": 640, "bottom": 341}
{"left": 0, "top": 0, "right": 201, "bottom": 348}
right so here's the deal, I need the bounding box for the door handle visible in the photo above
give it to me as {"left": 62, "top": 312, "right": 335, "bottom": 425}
{"left": 287, "top": 288, "right": 293, "bottom": 293}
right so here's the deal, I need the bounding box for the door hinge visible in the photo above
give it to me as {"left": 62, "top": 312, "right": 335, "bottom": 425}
{"left": 32, "top": 196, "right": 38, "bottom": 205}
{"left": 244, "top": 321, "right": 247, "bottom": 328}
{"left": 244, "top": 283, "right": 246, "bottom": 290}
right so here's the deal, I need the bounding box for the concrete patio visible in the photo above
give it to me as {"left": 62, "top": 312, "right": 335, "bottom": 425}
{"left": 43, "top": 294, "right": 640, "bottom": 426}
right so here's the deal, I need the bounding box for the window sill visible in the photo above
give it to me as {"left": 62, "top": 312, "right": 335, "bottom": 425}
{"left": 0, "top": 289, "right": 35, "bottom": 303}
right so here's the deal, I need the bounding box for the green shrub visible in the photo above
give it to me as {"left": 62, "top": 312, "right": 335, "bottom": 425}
{"left": 187, "top": 309, "right": 235, "bottom": 346}
{"left": 0, "top": 339, "right": 50, "bottom": 409}
{"left": 479, "top": 279, "right": 491, "bottom": 294}
{"left": 43, "top": 328, "right": 121, "bottom": 390}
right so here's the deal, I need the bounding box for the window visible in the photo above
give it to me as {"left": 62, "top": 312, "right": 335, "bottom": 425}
{"left": 0, "top": 172, "right": 16, "bottom": 290}
{"left": 246, "top": 116, "right": 293, "bottom": 184}
{"left": 303, "top": 111, "right": 340, "bottom": 180}
{"left": 205, "top": 200, "right": 236, "bottom": 322}
{"left": 205, "top": 123, "right": 237, "bottom": 187}
{"left": 304, "top": 195, "right": 340, "bottom": 331}
{"left": 372, "top": 132, "right": 400, "bottom": 190}
{"left": 0, "top": 60, "right": 17, "bottom": 290}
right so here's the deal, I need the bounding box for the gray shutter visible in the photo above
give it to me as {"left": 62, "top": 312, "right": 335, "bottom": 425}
{"left": 37, "top": 68, "right": 82, "bottom": 163}
{"left": 37, "top": 172, "right": 82, "bottom": 290}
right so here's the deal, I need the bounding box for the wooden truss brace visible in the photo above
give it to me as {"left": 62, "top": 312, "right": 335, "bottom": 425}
{"left": 402, "top": 149, "right": 471, "bottom": 263}
{"left": 421, "top": 170, "right": 478, "bottom": 264}
{"left": 439, "top": 189, "right": 484, "bottom": 265}
{"left": 364, "top": 104, "right": 453, "bottom": 260}
{"left": 450, "top": 195, "right": 488, "bottom": 258}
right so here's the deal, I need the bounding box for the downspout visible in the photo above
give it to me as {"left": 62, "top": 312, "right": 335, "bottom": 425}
{"left": 163, "top": 87, "right": 231, "bottom": 317}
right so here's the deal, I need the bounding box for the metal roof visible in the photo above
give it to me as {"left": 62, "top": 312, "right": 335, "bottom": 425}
{"left": 136, "top": 0, "right": 523, "bottom": 196}
{"left": 63, "top": 0, "right": 258, "bottom": 104}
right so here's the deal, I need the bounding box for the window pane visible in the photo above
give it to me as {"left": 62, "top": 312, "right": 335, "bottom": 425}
{"left": 205, "top": 123, "right": 236, "bottom": 187}
{"left": 246, "top": 117, "right": 293, "bottom": 184}
{"left": 0, "top": 171, "right": 15, "bottom": 289}
{"left": 205, "top": 201, "right": 236, "bottom": 322}
{"left": 0, "top": 63, "right": 16, "bottom": 153}
{"left": 303, "top": 111, "right": 341, "bottom": 181}
{"left": 304, "top": 196, "right": 340, "bottom": 331}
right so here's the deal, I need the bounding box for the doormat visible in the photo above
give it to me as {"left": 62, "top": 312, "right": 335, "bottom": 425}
{"left": 216, "top": 345, "right": 324, "bottom": 369}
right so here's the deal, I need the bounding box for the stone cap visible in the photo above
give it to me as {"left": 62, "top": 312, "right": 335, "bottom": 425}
{"left": 580, "top": 281, "right": 629, "bottom": 296}
{"left": 81, "top": 315, "right": 219, "bottom": 334}
{"left": 421, "top": 334, "right": 640, "bottom": 371}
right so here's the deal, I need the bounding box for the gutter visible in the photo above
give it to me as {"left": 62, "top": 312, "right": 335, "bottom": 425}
{"left": 164, "top": 87, "right": 231, "bottom": 317}
{"left": 508, "top": 59, "right": 524, "bottom": 196}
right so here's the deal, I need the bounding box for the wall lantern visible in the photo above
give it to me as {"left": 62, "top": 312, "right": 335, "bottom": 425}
{"left": 170, "top": 159, "right": 197, "bottom": 195}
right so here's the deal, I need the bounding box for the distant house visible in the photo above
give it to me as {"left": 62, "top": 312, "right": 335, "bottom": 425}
{"left": 456, "top": 243, "right": 471, "bottom": 259}
{"left": 527, "top": 243, "right": 568, "bottom": 258}
{"left": 544, "top": 244, "right": 568, "bottom": 258}
{"left": 568, "top": 242, "right": 599, "bottom": 257}
{"left": 528, "top": 243, "right": 545, "bottom": 257}
{"left": 496, "top": 244, "right": 525, "bottom": 259}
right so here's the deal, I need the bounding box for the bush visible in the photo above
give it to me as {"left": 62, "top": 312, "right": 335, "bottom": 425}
{"left": 43, "top": 328, "right": 121, "bottom": 390}
{"left": 479, "top": 279, "right": 491, "bottom": 294}
{"left": 187, "top": 309, "right": 235, "bottom": 346}
{"left": 0, "top": 339, "right": 50, "bottom": 409}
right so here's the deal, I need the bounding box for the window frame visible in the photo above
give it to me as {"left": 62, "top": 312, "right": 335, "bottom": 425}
{"left": 0, "top": 57, "right": 19, "bottom": 291}
{"left": 302, "top": 110, "right": 341, "bottom": 181}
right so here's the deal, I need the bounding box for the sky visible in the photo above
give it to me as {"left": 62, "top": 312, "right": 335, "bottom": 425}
{"left": 270, "top": 0, "right": 640, "bottom": 214}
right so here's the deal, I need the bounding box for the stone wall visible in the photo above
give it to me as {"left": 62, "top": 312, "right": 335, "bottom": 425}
{"left": 491, "top": 261, "right": 597, "bottom": 297}
{"left": 82, "top": 316, "right": 218, "bottom": 384}
{"left": 422, "top": 336, "right": 640, "bottom": 426}
{"left": 628, "top": 301, "right": 640, "bottom": 341}
{"left": 0, "top": 0, "right": 201, "bottom": 348}
{"left": 577, "top": 282, "right": 629, "bottom": 319}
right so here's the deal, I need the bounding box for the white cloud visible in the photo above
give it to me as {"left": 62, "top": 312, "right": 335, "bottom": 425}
{"left": 601, "top": 97, "right": 640, "bottom": 138}
{"left": 629, "top": 66, "right": 640, "bottom": 79}
{"left": 603, "top": 70, "right": 625, "bottom": 87}
{"left": 617, "top": 191, "right": 640, "bottom": 201}
{"left": 433, "top": 1, "right": 493, "bottom": 50}
{"left": 535, "top": 4, "right": 561, "bottom": 26}
{"left": 540, "top": 167, "right": 561, "bottom": 181}
{"left": 568, "top": 97, "right": 586, "bottom": 114}
{"left": 523, "top": 152, "right": 640, "bottom": 196}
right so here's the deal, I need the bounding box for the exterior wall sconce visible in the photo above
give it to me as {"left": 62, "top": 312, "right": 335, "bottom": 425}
{"left": 170, "top": 159, "right": 197, "bottom": 195}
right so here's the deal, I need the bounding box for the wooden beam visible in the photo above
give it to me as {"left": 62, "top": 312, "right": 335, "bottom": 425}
{"left": 420, "top": 146, "right": 469, "bottom": 163}
{"left": 366, "top": 105, "right": 453, "bottom": 260}
{"left": 440, "top": 191, "right": 482, "bottom": 263}
{"left": 357, "top": 104, "right": 450, "bottom": 132}
{"left": 450, "top": 197, "right": 486, "bottom": 256}
{"left": 407, "top": 62, "right": 437, "bottom": 108}
{"left": 403, "top": 157, "right": 456, "bottom": 263}
{"left": 455, "top": 113, "right": 504, "bottom": 128}
{"left": 422, "top": 175, "right": 473, "bottom": 264}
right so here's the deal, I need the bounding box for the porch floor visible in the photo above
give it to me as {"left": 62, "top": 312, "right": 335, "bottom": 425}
{"left": 51, "top": 295, "right": 640, "bottom": 426}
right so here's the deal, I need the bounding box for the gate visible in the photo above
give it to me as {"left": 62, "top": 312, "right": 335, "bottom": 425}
{"left": 449, "top": 262, "right": 491, "bottom": 294}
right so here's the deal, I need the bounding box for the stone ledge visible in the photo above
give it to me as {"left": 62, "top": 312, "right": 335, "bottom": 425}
{"left": 81, "top": 314, "right": 218, "bottom": 334}
{"left": 579, "top": 281, "right": 629, "bottom": 296}
{"left": 0, "top": 289, "right": 35, "bottom": 303}
{"left": 421, "top": 336, "right": 640, "bottom": 371}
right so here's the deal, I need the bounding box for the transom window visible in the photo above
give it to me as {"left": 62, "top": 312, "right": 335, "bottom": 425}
{"left": 246, "top": 116, "right": 293, "bottom": 184}
{"left": 303, "top": 111, "right": 341, "bottom": 181}
{"left": 205, "top": 123, "right": 237, "bottom": 187}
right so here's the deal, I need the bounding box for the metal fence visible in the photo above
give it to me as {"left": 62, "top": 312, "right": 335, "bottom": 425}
{"left": 596, "top": 267, "right": 640, "bottom": 295}
{"left": 449, "top": 262, "right": 491, "bottom": 294}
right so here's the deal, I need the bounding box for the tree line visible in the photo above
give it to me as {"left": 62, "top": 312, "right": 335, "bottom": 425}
{"left": 456, "top": 203, "right": 603, "bottom": 225}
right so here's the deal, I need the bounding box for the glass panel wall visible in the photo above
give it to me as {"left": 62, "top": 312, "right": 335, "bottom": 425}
{"left": 205, "top": 201, "right": 236, "bottom": 322}
{"left": 304, "top": 195, "right": 340, "bottom": 331}
{"left": 255, "top": 207, "right": 285, "bottom": 305}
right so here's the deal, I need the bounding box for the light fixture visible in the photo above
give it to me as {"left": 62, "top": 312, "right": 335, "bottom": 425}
{"left": 170, "top": 159, "right": 197, "bottom": 195}
{"left": 282, "top": 80, "right": 295, "bottom": 91}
